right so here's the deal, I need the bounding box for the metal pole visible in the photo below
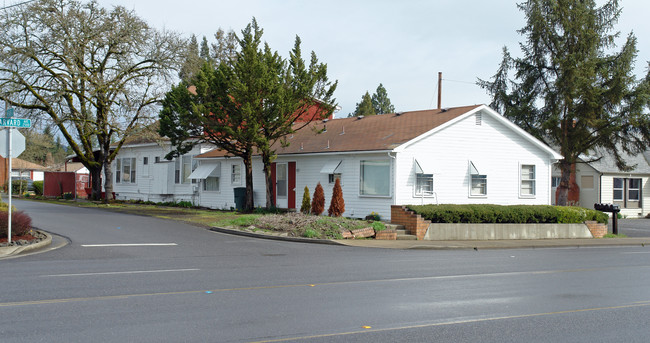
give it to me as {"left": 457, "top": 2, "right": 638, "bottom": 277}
{"left": 612, "top": 210, "right": 618, "bottom": 235}
{"left": 5, "top": 103, "right": 11, "bottom": 243}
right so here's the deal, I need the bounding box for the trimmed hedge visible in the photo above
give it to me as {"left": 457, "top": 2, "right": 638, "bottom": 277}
{"left": 406, "top": 204, "right": 608, "bottom": 224}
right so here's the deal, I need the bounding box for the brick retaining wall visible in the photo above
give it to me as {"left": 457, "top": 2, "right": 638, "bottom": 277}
{"left": 585, "top": 221, "right": 607, "bottom": 238}
{"left": 390, "top": 205, "right": 431, "bottom": 240}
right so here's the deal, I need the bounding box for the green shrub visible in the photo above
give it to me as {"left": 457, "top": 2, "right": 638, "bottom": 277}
{"left": 406, "top": 204, "right": 608, "bottom": 224}
{"left": 371, "top": 221, "right": 385, "bottom": 231}
{"left": 365, "top": 212, "right": 381, "bottom": 221}
{"left": 0, "top": 210, "right": 33, "bottom": 236}
{"left": 33, "top": 181, "right": 44, "bottom": 195}
{"left": 62, "top": 192, "right": 74, "bottom": 200}
{"left": 11, "top": 180, "right": 28, "bottom": 194}
{"left": 302, "top": 228, "right": 318, "bottom": 238}
{"left": 300, "top": 186, "right": 311, "bottom": 214}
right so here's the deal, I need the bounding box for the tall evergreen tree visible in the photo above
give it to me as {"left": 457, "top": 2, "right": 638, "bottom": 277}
{"left": 179, "top": 34, "right": 202, "bottom": 83}
{"left": 200, "top": 36, "right": 211, "bottom": 62}
{"left": 479, "top": 0, "right": 650, "bottom": 206}
{"left": 351, "top": 91, "right": 376, "bottom": 116}
{"left": 159, "top": 19, "right": 337, "bottom": 210}
{"left": 371, "top": 83, "right": 395, "bottom": 114}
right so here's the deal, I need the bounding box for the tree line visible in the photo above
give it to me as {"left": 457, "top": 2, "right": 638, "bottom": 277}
{"left": 1, "top": 0, "right": 648, "bottom": 208}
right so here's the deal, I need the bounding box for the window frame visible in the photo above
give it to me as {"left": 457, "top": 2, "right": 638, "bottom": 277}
{"left": 231, "top": 163, "right": 242, "bottom": 185}
{"left": 115, "top": 157, "right": 136, "bottom": 184}
{"left": 519, "top": 164, "right": 536, "bottom": 198}
{"left": 468, "top": 161, "right": 487, "bottom": 197}
{"left": 613, "top": 177, "right": 624, "bottom": 201}
{"left": 414, "top": 173, "right": 434, "bottom": 197}
{"left": 359, "top": 159, "right": 391, "bottom": 197}
{"left": 328, "top": 173, "right": 341, "bottom": 184}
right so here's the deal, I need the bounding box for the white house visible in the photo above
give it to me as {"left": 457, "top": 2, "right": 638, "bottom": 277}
{"left": 551, "top": 150, "right": 650, "bottom": 218}
{"left": 112, "top": 105, "right": 563, "bottom": 220}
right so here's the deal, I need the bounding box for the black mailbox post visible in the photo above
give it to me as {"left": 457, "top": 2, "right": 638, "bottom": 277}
{"left": 594, "top": 203, "right": 621, "bottom": 235}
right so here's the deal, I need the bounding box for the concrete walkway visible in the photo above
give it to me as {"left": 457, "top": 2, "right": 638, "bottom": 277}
{"left": 210, "top": 226, "right": 650, "bottom": 250}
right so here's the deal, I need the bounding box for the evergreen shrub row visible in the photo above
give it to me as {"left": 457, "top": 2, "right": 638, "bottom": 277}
{"left": 406, "top": 204, "right": 608, "bottom": 224}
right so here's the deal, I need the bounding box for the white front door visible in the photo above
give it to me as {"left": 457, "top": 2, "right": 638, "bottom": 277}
{"left": 276, "top": 162, "right": 288, "bottom": 208}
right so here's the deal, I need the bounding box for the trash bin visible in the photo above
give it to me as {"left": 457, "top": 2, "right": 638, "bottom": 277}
{"left": 234, "top": 187, "right": 246, "bottom": 211}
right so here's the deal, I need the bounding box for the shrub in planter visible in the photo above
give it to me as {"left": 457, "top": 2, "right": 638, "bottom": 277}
{"left": 328, "top": 178, "right": 345, "bottom": 217}
{"left": 300, "top": 186, "right": 311, "bottom": 214}
{"left": 311, "top": 183, "right": 325, "bottom": 215}
{"left": 0, "top": 210, "right": 33, "bottom": 237}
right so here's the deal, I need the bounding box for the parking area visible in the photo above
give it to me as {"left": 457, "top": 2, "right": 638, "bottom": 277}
{"left": 614, "top": 218, "right": 650, "bottom": 237}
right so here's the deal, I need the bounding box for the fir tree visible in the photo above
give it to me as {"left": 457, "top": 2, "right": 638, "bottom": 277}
{"left": 371, "top": 83, "right": 395, "bottom": 114}
{"left": 351, "top": 91, "right": 376, "bottom": 116}
{"left": 300, "top": 186, "right": 311, "bottom": 214}
{"left": 479, "top": 0, "right": 650, "bottom": 206}
{"left": 327, "top": 178, "right": 345, "bottom": 217}
{"left": 311, "top": 183, "right": 325, "bottom": 215}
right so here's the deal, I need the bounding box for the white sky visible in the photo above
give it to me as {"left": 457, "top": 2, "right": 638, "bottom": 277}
{"left": 92, "top": 1, "right": 650, "bottom": 117}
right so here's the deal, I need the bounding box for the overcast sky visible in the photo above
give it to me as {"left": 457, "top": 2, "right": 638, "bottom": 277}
{"left": 93, "top": 1, "right": 650, "bottom": 117}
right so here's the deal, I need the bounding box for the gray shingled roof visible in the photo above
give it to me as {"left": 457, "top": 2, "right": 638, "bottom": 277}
{"left": 581, "top": 148, "right": 650, "bottom": 174}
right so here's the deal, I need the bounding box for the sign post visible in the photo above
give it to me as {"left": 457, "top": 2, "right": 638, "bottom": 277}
{"left": 1, "top": 105, "right": 30, "bottom": 244}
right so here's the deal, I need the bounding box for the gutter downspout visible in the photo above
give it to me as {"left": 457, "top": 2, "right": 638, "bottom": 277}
{"left": 388, "top": 151, "right": 396, "bottom": 206}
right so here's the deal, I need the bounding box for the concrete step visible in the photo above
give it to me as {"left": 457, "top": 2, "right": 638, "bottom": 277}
{"left": 396, "top": 234, "right": 418, "bottom": 240}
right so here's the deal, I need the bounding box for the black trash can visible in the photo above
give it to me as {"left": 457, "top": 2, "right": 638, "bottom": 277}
{"left": 234, "top": 187, "right": 247, "bottom": 211}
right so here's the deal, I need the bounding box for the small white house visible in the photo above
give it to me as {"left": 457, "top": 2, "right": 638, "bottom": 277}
{"left": 551, "top": 150, "right": 650, "bottom": 218}
{"left": 113, "top": 105, "right": 563, "bottom": 220}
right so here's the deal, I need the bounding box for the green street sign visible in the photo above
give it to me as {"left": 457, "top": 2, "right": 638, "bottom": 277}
{"left": 5, "top": 108, "right": 14, "bottom": 118}
{"left": 0, "top": 117, "right": 31, "bottom": 128}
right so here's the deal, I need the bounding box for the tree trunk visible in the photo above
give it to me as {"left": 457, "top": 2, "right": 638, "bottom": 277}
{"left": 89, "top": 166, "right": 102, "bottom": 201}
{"left": 557, "top": 164, "right": 570, "bottom": 206}
{"left": 262, "top": 152, "right": 275, "bottom": 209}
{"left": 243, "top": 153, "right": 254, "bottom": 211}
{"left": 103, "top": 162, "right": 114, "bottom": 203}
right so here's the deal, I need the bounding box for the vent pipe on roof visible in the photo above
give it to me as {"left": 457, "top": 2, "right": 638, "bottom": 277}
{"left": 300, "top": 142, "right": 303, "bottom": 150}
{"left": 437, "top": 72, "right": 442, "bottom": 110}
{"left": 326, "top": 140, "right": 330, "bottom": 149}
{"left": 357, "top": 116, "right": 364, "bottom": 120}
{"left": 340, "top": 126, "right": 345, "bottom": 135}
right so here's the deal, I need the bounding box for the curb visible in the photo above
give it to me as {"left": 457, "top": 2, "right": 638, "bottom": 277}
{"left": 0, "top": 230, "right": 52, "bottom": 258}
{"left": 209, "top": 226, "right": 346, "bottom": 246}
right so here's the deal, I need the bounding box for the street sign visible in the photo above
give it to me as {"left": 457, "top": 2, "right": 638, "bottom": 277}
{"left": 0, "top": 129, "right": 25, "bottom": 157}
{"left": 0, "top": 117, "right": 30, "bottom": 128}
{"left": 5, "top": 108, "right": 14, "bottom": 118}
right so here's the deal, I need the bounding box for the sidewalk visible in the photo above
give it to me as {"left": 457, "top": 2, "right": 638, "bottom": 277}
{"left": 209, "top": 227, "right": 650, "bottom": 250}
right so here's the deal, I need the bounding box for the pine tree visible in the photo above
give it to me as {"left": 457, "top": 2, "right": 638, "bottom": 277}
{"left": 479, "top": 0, "right": 650, "bottom": 206}
{"left": 351, "top": 91, "right": 376, "bottom": 116}
{"left": 300, "top": 186, "right": 311, "bottom": 214}
{"left": 311, "top": 183, "right": 325, "bottom": 215}
{"left": 327, "top": 178, "right": 345, "bottom": 217}
{"left": 179, "top": 35, "right": 202, "bottom": 83}
{"left": 371, "top": 83, "right": 395, "bottom": 114}
{"left": 200, "top": 36, "right": 211, "bottom": 63}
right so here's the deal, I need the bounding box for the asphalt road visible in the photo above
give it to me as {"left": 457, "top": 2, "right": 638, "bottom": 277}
{"left": 2, "top": 200, "right": 650, "bottom": 342}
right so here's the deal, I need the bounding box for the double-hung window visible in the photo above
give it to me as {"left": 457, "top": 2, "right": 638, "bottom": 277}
{"left": 360, "top": 160, "right": 390, "bottom": 196}
{"left": 115, "top": 157, "right": 136, "bottom": 184}
{"left": 469, "top": 161, "right": 487, "bottom": 196}
{"left": 520, "top": 164, "right": 536, "bottom": 196}
{"left": 204, "top": 165, "right": 221, "bottom": 192}
{"left": 613, "top": 177, "right": 642, "bottom": 208}
{"left": 415, "top": 173, "right": 434, "bottom": 196}
{"left": 231, "top": 164, "right": 241, "bottom": 185}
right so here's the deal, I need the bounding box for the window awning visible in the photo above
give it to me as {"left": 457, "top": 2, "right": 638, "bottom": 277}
{"left": 188, "top": 163, "right": 220, "bottom": 179}
{"left": 414, "top": 159, "right": 434, "bottom": 174}
{"left": 320, "top": 160, "right": 342, "bottom": 174}
{"left": 469, "top": 161, "right": 480, "bottom": 175}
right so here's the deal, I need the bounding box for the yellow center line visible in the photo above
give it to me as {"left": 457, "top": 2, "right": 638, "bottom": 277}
{"left": 2, "top": 266, "right": 649, "bottom": 308}
{"left": 250, "top": 302, "right": 650, "bottom": 343}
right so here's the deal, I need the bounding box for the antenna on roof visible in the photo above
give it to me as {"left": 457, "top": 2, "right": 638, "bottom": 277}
{"left": 437, "top": 72, "right": 442, "bottom": 110}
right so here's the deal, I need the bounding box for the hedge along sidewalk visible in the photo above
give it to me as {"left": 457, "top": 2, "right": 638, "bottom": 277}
{"left": 406, "top": 204, "right": 608, "bottom": 224}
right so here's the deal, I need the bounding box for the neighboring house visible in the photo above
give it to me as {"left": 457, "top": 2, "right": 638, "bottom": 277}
{"left": 551, "top": 150, "right": 650, "bottom": 218}
{"left": 113, "top": 105, "right": 563, "bottom": 220}
{"left": 11, "top": 158, "right": 46, "bottom": 181}
{"left": 51, "top": 162, "right": 91, "bottom": 197}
